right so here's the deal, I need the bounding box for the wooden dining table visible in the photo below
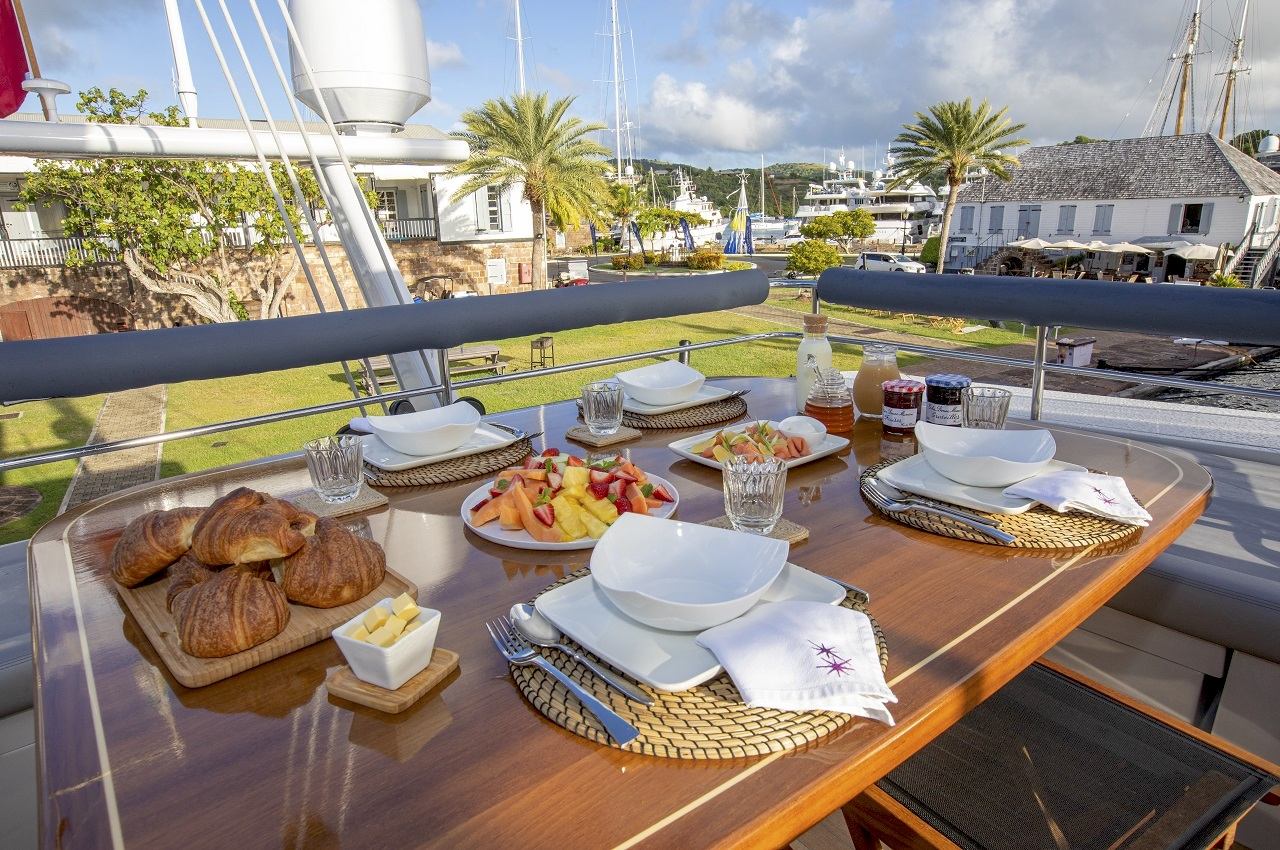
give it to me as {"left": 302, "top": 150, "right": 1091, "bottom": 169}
{"left": 27, "top": 377, "right": 1212, "bottom": 849}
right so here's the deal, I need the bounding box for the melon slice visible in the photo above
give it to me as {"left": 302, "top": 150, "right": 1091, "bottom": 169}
{"left": 624, "top": 483, "right": 650, "bottom": 515}
{"left": 512, "top": 486, "right": 561, "bottom": 543}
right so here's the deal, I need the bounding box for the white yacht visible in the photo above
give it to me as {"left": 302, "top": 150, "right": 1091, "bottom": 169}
{"left": 795, "top": 152, "right": 941, "bottom": 245}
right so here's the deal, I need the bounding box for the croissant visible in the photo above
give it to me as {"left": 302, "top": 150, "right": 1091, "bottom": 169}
{"left": 166, "top": 553, "right": 215, "bottom": 612}
{"left": 110, "top": 507, "right": 205, "bottom": 588}
{"left": 279, "top": 518, "right": 386, "bottom": 608}
{"left": 171, "top": 568, "right": 290, "bottom": 658}
{"left": 190, "top": 488, "right": 316, "bottom": 565}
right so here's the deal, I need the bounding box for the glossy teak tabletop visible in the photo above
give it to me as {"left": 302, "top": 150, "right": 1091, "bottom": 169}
{"left": 27, "top": 378, "right": 1211, "bottom": 849}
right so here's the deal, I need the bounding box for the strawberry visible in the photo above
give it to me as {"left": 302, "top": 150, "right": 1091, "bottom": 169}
{"left": 523, "top": 456, "right": 543, "bottom": 470}
{"left": 532, "top": 504, "right": 555, "bottom": 528}
{"left": 589, "top": 469, "right": 613, "bottom": 484}
{"left": 547, "top": 471, "right": 563, "bottom": 490}
{"left": 565, "top": 455, "right": 584, "bottom": 467}
{"left": 613, "top": 495, "right": 632, "bottom": 514}
{"left": 613, "top": 469, "right": 637, "bottom": 483}
{"left": 608, "top": 478, "right": 626, "bottom": 499}
{"left": 587, "top": 481, "right": 610, "bottom": 500}
{"left": 470, "top": 496, "right": 491, "bottom": 513}
{"left": 650, "top": 485, "right": 675, "bottom": 503}
{"left": 541, "top": 447, "right": 560, "bottom": 457}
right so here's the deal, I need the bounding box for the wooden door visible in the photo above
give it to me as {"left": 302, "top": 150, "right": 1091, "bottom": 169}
{"left": 0, "top": 310, "right": 32, "bottom": 341}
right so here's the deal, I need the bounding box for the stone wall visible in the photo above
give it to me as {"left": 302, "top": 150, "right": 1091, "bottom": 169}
{"left": 0, "top": 236, "right": 536, "bottom": 331}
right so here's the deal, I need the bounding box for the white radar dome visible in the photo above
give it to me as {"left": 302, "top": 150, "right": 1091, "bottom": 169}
{"left": 1260, "top": 134, "right": 1280, "bottom": 155}
{"left": 289, "top": 0, "right": 431, "bottom": 132}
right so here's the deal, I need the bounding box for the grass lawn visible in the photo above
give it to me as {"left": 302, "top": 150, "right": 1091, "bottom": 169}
{"left": 765, "top": 291, "right": 1035, "bottom": 349}
{"left": 0, "top": 394, "right": 105, "bottom": 544}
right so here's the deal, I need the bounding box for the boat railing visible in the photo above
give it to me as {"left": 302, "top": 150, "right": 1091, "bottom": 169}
{"left": 1, "top": 269, "right": 1278, "bottom": 475}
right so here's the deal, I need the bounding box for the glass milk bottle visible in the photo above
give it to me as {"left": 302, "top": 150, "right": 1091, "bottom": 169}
{"left": 852, "top": 343, "right": 901, "bottom": 419}
{"left": 795, "top": 314, "right": 833, "bottom": 413}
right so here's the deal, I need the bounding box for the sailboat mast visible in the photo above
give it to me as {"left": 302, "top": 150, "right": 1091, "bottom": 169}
{"left": 1174, "top": 0, "right": 1201, "bottom": 135}
{"left": 609, "top": 0, "right": 624, "bottom": 180}
{"left": 1218, "top": 0, "right": 1248, "bottom": 139}
{"left": 513, "top": 0, "right": 526, "bottom": 95}
{"left": 759, "top": 154, "right": 765, "bottom": 217}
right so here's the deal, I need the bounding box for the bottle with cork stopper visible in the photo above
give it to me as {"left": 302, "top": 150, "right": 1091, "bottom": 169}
{"left": 794, "top": 313, "right": 833, "bottom": 413}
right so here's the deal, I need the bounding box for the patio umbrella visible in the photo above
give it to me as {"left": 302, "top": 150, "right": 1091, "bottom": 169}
{"left": 1007, "top": 237, "right": 1054, "bottom": 250}
{"left": 1165, "top": 243, "right": 1218, "bottom": 261}
{"left": 1085, "top": 241, "right": 1152, "bottom": 254}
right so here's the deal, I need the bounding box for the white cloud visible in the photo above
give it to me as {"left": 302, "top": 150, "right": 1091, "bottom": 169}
{"left": 641, "top": 72, "right": 787, "bottom": 155}
{"left": 535, "top": 64, "right": 578, "bottom": 94}
{"left": 427, "top": 40, "right": 465, "bottom": 69}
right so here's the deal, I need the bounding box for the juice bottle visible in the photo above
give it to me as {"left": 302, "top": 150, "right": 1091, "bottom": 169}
{"left": 853, "top": 344, "right": 901, "bottom": 419}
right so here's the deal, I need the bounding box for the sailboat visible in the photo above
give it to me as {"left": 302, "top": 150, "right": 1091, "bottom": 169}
{"left": 748, "top": 153, "right": 799, "bottom": 243}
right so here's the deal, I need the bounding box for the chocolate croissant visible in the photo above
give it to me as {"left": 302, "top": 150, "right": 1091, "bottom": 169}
{"left": 190, "top": 488, "right": 316, "bottom": 565}
{"left": 279, "top": 518, "right": 386, "bottom": 608}
{"left": 171, "top": 568, "right": 290, "bottom": 658}
{"left": 110, "top": 507, "right": 205, "bottom": 588}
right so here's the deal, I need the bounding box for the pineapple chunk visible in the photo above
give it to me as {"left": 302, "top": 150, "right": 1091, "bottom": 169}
{"left": 391, "top": 592, "right": 420, "bottom": 622}
{"left": 583, "top": 495, "right": 619, "bottom": 524}
{"left": 563, "top": 483, "right": 588, "bottom": 501}
{"left": 552, "top": 496, "right": 588, "bottom": 539}
{"left": 562, "top": 466, "right": 590, "bottom": 491}
{"left": 580, "top": 511, "right": 608, "bottom": 539}
{"left": 362, "top": 604, "right": 391, "bottom": 632}
{"left": 384, "top": 614, "right": 408, "bottom": 637}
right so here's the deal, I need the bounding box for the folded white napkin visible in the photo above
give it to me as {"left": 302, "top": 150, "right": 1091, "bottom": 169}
{"left": 1003, "top": 470, "right": 1152, "bottom": 526}
{"left": 696, "top": 600, "right": 896, "bottom": 724}
{"left": 348, "top": 416, "right": 373, "bottom": 433}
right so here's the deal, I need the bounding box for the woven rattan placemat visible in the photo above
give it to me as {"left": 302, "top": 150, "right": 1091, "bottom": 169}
{"left": 576, "top": 395, "right": 749, "bottom": 431}
{"left": 508, "top": 568, "right": 888, "bottom": 759}
{"left": 363, "top": 438, "right": 534, "bottom": 487}
{"left": 859, "top": 459, "right": 1143, "bottom": 550}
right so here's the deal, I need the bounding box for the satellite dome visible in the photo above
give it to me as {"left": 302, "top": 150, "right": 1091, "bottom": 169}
{"left": 829, "top": 161, "right": 838, "bottom": 171}
{"left": 1260, "top": 134, "right": 1280, "bottom": 155}
{"left": 624, "top": 164, "right": 635, "bottom": 176}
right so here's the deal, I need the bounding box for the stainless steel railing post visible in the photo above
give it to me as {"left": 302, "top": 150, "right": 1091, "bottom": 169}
{"left": 811, "top": 284, "right": 820, "bottom": 314}
{"left": 438, "top": 348, "right": 454, "bottom": 406}
{"left": 678, "top": 340, "right": 691, "bottom": 366}
{"left": 1030, "top": 325, "right": 1049, "bottom": 420}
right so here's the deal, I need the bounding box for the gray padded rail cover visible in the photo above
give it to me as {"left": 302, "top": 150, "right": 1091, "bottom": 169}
{"left": 817, "top": 269, "right": 1280, "bottom": 345}
{"left": 0, "top": 271, "right": 769, "bottom": 401}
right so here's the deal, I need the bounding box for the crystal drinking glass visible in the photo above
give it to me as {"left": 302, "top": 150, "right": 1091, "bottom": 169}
{"left": 722, "top": 456, "right": 788, "bottom": 535}
{"left": 582, "top": 381, "right": 625, "bottom": 436}
{"left": 961, "top": 387, "right": 1014, "bottom": 429}
{"left": 303, "top": 435, "right": 364, "bottom": 503}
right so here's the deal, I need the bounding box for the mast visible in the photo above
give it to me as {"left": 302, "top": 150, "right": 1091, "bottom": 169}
{"left": 609, "top": 0, "right": 624, "bottom": 180}
{"left": 513, "top": 0, "right": 526, "bottom": 95}
{"left": 759, "top": 154, "right": 766, "bottom": 216}
{"left": 1174, "top": 0, "right": 1201, "bottom": 135}
{"left": 1218, "top": 0, "right": 1248, "bottom": 140}
{"left": 162, "top": 0, "right": 198, "bottom": 126}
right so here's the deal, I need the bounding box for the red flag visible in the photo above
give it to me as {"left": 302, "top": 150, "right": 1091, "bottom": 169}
{"left": 0, "top": 0, "right": 29, "bottom": 118}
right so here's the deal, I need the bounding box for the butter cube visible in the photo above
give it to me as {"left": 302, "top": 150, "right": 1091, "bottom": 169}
{"left": 403, "top": 620, "right": 423, "bottom": 635}
{"left": 348, "top": 625, "right": 371, "bottom": 642}
{"left": 362, "top": 604, "right": 391, "bottom": 632}
{"left": 384, "top": 614, "right": 408, "bottom": 637}
{"left": 391, "top": 593, "right": 420, "bottom": 622}
{"left": 367, "top": 624, "right": 398, "bottom": 648}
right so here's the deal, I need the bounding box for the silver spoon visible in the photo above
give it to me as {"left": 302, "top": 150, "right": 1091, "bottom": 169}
{"left": 508, "top": 603, "right": 654, "bottom": 706}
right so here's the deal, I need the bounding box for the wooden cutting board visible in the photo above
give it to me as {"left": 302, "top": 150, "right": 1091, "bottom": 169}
{"left": 117, "top": 567, "right": 416, "bottom": 689}
{"left": 326, "top": 648, "right": 460, "bottom": 714}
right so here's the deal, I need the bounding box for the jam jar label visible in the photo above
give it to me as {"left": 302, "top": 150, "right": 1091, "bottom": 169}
{"left": 927, "top": 402, "right": 963, "bottom": 427}
{"left": 883, "top": 405, "right": 919, "bottom": 430}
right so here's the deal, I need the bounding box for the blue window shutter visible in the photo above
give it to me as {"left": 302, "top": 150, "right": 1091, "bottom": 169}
{"left": 1057, "top": 205, "right": 1076, "bottom": 233}
{"left": 1167, "top": 204, "right": 1182, "bottom": 235}
{"left": 394, "top": 189, "right": 407, "bottom": 220}
{"left": 988, "top": 206, "right": 1004, "bottom": 232}
{"left": 1199, "top": 202, "right": 1214, "bottom": 234}
{"left": 958, "top": 206, "right": 974, "bottom": 232}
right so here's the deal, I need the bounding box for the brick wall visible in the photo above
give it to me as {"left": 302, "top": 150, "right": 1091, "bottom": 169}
{"left": 0, "top": 236, "right": 536, "bottom": 331}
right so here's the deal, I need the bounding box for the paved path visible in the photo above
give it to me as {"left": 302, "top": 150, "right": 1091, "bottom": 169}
{"left": 62, "top": 385, "right": 166, "bottom": 510}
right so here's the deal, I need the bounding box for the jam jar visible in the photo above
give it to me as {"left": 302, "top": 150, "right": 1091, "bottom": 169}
{"left": 924, "top": 374, "right": 971, "bottom": 427}
{"left": 804, "top": 365, "right": 855, "bottom": 434}
{"left": 881, "top": 379, "right": 926, "bottom": 436}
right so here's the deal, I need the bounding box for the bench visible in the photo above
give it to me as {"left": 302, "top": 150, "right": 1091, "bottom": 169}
{"left": 355, "top": 346, "right": 507, "bottom": 394}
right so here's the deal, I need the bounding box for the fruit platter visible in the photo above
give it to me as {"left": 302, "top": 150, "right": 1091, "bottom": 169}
{"left": 460, "top": 449, "right": 679, "bottom": 550}
{"left": 668, "top": 420, "right": 851, "bottom": 471}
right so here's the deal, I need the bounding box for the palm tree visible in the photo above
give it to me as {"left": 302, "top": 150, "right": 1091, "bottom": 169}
{"left": 889, "top": 99, "right": 1029, "bottom": 273}
{"left": 450, "top": 93, "right": 613, "bottom": 289}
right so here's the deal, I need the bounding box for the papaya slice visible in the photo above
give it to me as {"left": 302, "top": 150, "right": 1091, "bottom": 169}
{"left": 624, "top": 483, "right": 650, "bottom": 515}
{"left": 470, "top": 489, "right": 511, "bottom": 526}
{"left": 512, "top": 486, "right": 561, "bottom": 543}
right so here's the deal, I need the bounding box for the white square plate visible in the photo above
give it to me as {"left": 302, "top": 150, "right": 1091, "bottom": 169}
{"left": 668, "top": 420, "right": 850, "bottom": 470}
{"left": 877, "top": 453, "right": 1086, "bottom": 515}
{"left": 622, "top": 384, "right": 735, "bottom": 415}
{"left": 361, "top": 423, "right": 521, "bottom": 472}
{"left": 460, "top": 473, "right": 679, "bottom": 551}
{"left": 534, "top": 564, "right": 846, "bottom": 691}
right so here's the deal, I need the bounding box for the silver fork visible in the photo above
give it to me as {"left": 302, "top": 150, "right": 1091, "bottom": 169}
{"left": 863, "top": 479, "right": 1017, "bottom": 544}
{"left": 485, "top": 618, "right": 640, "bottom": 746}
{"left": 870, "top": 477, "right": 1005, "bottom": 526}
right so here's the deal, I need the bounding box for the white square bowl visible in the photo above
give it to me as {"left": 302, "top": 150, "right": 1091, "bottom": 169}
{"left": 332, "top": 598, "right": 441, "bottom": 690}
{"left": 615, "top": 361, "right": 705, "bottom": 407}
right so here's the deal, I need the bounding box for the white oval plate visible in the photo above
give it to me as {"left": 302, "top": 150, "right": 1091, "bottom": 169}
{"left": 460, "top": 473, "right": 679, "bottom": 551}
{"left": 360, "top": 423, "right": 522, "bottom": 472}
{"left": 877, "top": 453, "right": 1086, "bottom": 515}
{"left": 621, "top": 384, "right": 735, "bottom": 415}
{"left": 667, "top": 420, "right": 850, "bottom": 470}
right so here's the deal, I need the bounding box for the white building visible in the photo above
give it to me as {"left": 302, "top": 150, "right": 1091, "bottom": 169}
{"left": 945, "top": 134, "right": 1280, "bottom": 284}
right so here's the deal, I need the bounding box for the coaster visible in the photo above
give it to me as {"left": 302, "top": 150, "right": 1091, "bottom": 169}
{"left": 289, "top": 484, "right": 389, "bottom": 518}
{"left": 701, "top": 516, "right": 809, "bottom": 545}
{"left": 565, "top": 424, "right": 643, "bottom": 447}
{"left": 325, "top": 648, "right": 460, "bottom": 714}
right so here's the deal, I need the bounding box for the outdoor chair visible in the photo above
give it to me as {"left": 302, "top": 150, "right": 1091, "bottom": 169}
{"left": 840, "top": 662, "right": 1278, "bottom": 850}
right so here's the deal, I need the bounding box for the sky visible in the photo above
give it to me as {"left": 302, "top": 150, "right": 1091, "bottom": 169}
{"left": 22, "top": 0, "right": 1280, "bottom": 169}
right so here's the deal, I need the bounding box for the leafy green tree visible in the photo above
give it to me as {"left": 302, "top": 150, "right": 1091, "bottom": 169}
{"left": 919, "top": 235, "right": 941, "bottom": 268}
{"left": 634, "top": 206, "right": 708, "bottom": 243}
{"left": 1057, "top": 134, "right": 1102, "bottom": 145}
{"left": 890, "top": 98, "right": 1029, "bottom": 272}
{"left": 1229, "top": 129, "right": 1273, "bottom": 157}
{"left": 787, "top": 239, "right": 842, "bottom": 277}
{"left": 610, "top": 182, "right": 643, "bottom": 256}
{"left": 450, "top": 92, "right": 612, "bottom": 289}
{"left": 18, "top": 87, "right": 320, "bottom": 322}
{"left": 836, "top": 208, "right": 876, "bottom": 253}
{"left": 799, "top": 215, "right": 842, "bottom": 243}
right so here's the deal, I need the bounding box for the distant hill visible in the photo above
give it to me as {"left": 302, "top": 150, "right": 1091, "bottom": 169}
{"left": 627, "top": 158, "right": 870, "bottom": 217}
